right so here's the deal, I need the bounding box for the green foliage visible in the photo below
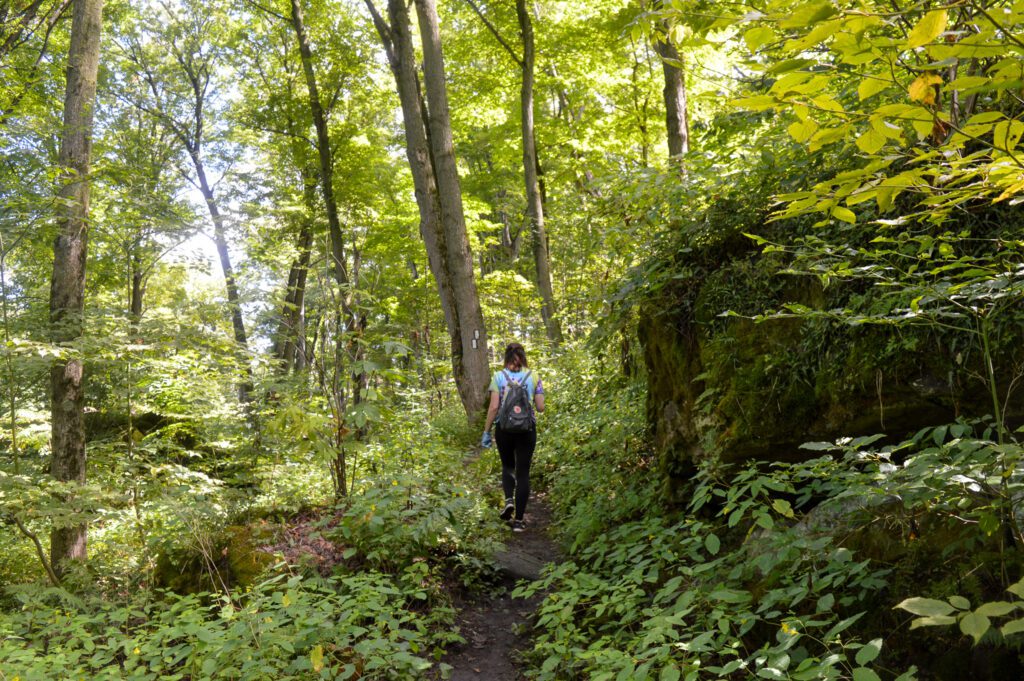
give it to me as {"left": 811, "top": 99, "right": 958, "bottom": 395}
{"left": 0, "top": 571, "right": 456, "bottom": 679}
{"left": 522, "top": 351, "right": 1024, "bottom": 679}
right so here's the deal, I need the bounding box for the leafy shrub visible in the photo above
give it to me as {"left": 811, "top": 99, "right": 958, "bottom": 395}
{"left": 0, "top": 570, "right": 459, "bottom": 680}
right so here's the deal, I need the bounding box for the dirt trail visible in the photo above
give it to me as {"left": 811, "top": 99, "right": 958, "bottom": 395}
{"left": 440, "top": 492, "right": 562, "bottom": 680}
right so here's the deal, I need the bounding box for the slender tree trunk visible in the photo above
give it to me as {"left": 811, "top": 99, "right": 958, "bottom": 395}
{"left": 653, "top": 38, "right": 689, "bottom": 160}
{"left": 190, "top": 151, "right": 253, "bottom": 402}
{"left": 274, "top": 167, "right": 316, "bottom": 371}
{"left": 367, "top": 0, "right": 487, "bottom": 419}
{"left": 276, "top": 223, "right": 312, "bottom": 372}
{"left": 516, "top": 0, "right": 561, "bottom": 345}
{"left": 289, "top": 0, "right": 351, "bottom": 297}
{"left": 49, "top": 0, "right": 102, "bottom": 575}
{"left": 414, "top": 0, "right": 490, "bottom": 417}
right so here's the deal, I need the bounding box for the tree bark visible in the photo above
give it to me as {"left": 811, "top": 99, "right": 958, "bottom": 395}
{"left": 413, "top": 0, "right": 490, "bottom": 417}
{"left": 366, "top": 0, "right": 490, "bottom": 419}
{"left": 276, "top": 219, "right": 312, "bottom": 372}
{"left": 516, "top": 0, "right": 561, "bottom": 345}
{"left": 289, "top": 0, "right": 351, "bottom": 296}
{"left": 49, "top": 0, "right": 102, "bottom": 575}
{"left": 653, "top": 38, "right": 689, "bottom": 161}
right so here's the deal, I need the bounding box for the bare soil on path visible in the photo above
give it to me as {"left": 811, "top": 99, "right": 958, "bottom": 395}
{"left": 440, "top": 492, "right": 563, "bottom": 680}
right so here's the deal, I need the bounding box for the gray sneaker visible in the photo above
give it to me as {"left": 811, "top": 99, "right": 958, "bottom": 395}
{"left": 500, "top": 499, "right": 514, "bottom": 521}
{"left": 511, "top": 519, "right": 526, "bottom": 533}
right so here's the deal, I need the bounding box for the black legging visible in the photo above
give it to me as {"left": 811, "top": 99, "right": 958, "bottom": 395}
{"left": 495, "top": 427, "right": 536, "bottom": 521}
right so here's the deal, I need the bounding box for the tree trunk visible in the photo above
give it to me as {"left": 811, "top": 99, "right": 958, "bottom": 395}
{"left": 413, "top": 0, "right": 490, "bottom": 418}
{"left": 289, "top": 0, "right": 351, "bottom": 297}
{"left": 654, "top": 38, "right": 689, "bottom": 160}
{"left": 276, "top": 222, "right": 312, "bottom": 372}
{"left": 49, "top": 0, "right": 102, "bottom": 575}
{"left": 516, "top": 0, "right": 561, "bottom": 345}
{"left": 367, "top": 0, "right": 490, "bottom": 420}
{"left": 190, "top": 150, "right": 252, "bottom": 402}
{"left": 274, "top": 166, "right": 316, "bottom": 372}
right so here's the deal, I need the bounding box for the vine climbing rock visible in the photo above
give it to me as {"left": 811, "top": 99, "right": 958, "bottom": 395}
{"left": 440, "top": 495, "right": 561, "bottom": 680}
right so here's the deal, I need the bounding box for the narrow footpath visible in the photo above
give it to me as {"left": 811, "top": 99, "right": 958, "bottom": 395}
{"left": 441, "top": 493, "right": 562, "bottom": 680}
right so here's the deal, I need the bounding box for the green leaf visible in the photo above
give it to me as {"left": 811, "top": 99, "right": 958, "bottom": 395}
{"left": 855, "top": 638, "right": 883, "bottom": 665}
{"left": 1001, "top": 618, "right": 1024, "bottom": 636}
{"left": 1008, "top": 579, "right": 1024, "bottom": 599}
{"left": 832, "top": 206, "right": 856, "bottom": 224}
{"left": 660, "top": 665, "right": 681, "bottom": 681}
{"left": 772, "top": 498, "right": 795, "bottom": 518}
{"left": 852, "top": 668, "right": 881, "bottom": 681}
{"left": 705, "top": 533, "right": 721, "bottom": 555}
{"left": 975, "top": 601, "right": 1016, "bottom": 617}
{"left": 744, "top": 26, "right": 776, "bottom": 52}
{"left": 910, "top": 615, "right": 957, "bottom": 629}
{"left": 310, "top": 644, "right": 324, "bottom": 673}
{"left": 908, "top": 9, "right": 947, "bottom": 48}
{"left": 788, "top": 119, "right": 819, "bottom": 143}
{"left": 948, "top": 595, "right": 970, "bottom": 610}
{"left": 959, "top": 611, "right": 990, "bottom": 644}
{"left": 855, "top": 128, "right": 886, "bottom": 154}
{"left": 858, "top": 78, "right": 890, "bottom": 101}
{"left": 779, "top": 1, "right": 837, "bottom": 29}
{"left": 895, "top": 597, "right": 955, "bottom": 617}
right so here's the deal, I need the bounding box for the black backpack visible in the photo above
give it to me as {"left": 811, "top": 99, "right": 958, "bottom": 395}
{"left": 496, "top": 370, "right": 534, "bottom": 433}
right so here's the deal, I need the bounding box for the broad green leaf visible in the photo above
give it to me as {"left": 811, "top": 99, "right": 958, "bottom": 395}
{"left": 310, "top": 644, "right": 324, "bottom": 672}
{"left": 947, "top": 75, "right": 990, "bottom": 91}
{"left": 858, "top": 77, "right": 890, "bottom": 101}
{"left": 856, "top": 128, "right": 886, "bottom": 154}
{"left": 1001, "top": 618, "right": 1024, "bottom": 636}
{"left": 910, "top": 615, "right": 957, "bottom": 629}
{"left": 855, "top": 638, "right": 883, "bottom": 665}
{"left": 779, "top": 2, "right": 838, "bottom": 29}
{"left": 832, "top": 206, "right": 856, "bottom": 224}
{"left": 960, "top": 611, "right": 990, "bottom": 643}
{"left": 745, "top": 26, "right": 776, "bottom": 52}
{"left": 994, "top": 120, "right": 1024, "bottom": 152}
{"left": 788, "top": 119, "right": 819, "bottom": 143}
{"left": 705, "top": 533, "right": 721, "bottom": 555}
{"left": 772, "top": 498, "right": 795, "bottom": 518}
{"left": 660, "top": 665, "right": 681, "bottom": 681}
{"left": 975, "top": 601, "right": 1017, "bottom": 617}
{"left": 895, "top": 597, "right": 955, "bottom": 617}
{"left": 907, "top": 9, "right": 947, "bottom": 48}
{"left": 852, "top": 668, "right": 881, "bottom": 681}
{"left": 1007, "top": 578, "right": 1024, "bottom": 599}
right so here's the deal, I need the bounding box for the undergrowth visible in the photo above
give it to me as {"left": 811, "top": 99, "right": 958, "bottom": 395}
{"left": 522, "top": 346, "right": 1024, "bottom": 680}
{"left": 0, "top": 403, "right": 502, "bottom": 679}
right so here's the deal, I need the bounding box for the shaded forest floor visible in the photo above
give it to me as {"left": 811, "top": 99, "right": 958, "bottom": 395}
{"left": 440, "top": 492, "right": 562, "bottom": 680}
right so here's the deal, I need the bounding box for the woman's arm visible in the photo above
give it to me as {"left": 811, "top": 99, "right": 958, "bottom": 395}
{"left": 535, "top": 393, "right": 545, "bottom": 412}
{"left": 484, "top": 390, "right": 500, "bottom": 430}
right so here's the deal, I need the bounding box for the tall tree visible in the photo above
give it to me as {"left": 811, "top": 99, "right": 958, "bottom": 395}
{"left": 463, "top": 0, "right": 562, "bottom": 344}
{"left": 515, "top": 0, "right": 561, "bottom": 344}
{"left": 118, "top": 4, "right": 252, "bottom": 401}
{"left": 49, "top": 0, "right": 103, "bottom": 574}
{"left": 650, "top": 2, "right": 689, "bottom": 161}
{"left": 365, "top": 0, "right": 490, "bottom": 419}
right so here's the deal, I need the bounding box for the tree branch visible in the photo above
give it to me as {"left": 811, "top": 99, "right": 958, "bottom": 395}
{"left": 9, "top": 516, "right": 61, "bottom": 587}
{"left": 463, "top": 0, "right": 522, "bottom": 67}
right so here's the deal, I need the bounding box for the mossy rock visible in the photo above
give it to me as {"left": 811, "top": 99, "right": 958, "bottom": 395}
{"left": 155, "top": 523, "right": 278, "bottom": 593}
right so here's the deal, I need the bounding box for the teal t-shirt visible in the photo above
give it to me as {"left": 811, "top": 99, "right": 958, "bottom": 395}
{"left": 489, "top": 369, "right": 544, "bottom": 402}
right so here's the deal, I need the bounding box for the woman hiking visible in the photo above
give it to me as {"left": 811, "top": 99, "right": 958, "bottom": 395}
{"left": 481, "top": 343, "right": 545, "bottom": 532}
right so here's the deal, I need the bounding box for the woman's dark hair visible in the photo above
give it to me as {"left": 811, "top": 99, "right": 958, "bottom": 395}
{"left": 503, "top": 342, "right": 528, "bottom": 370}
